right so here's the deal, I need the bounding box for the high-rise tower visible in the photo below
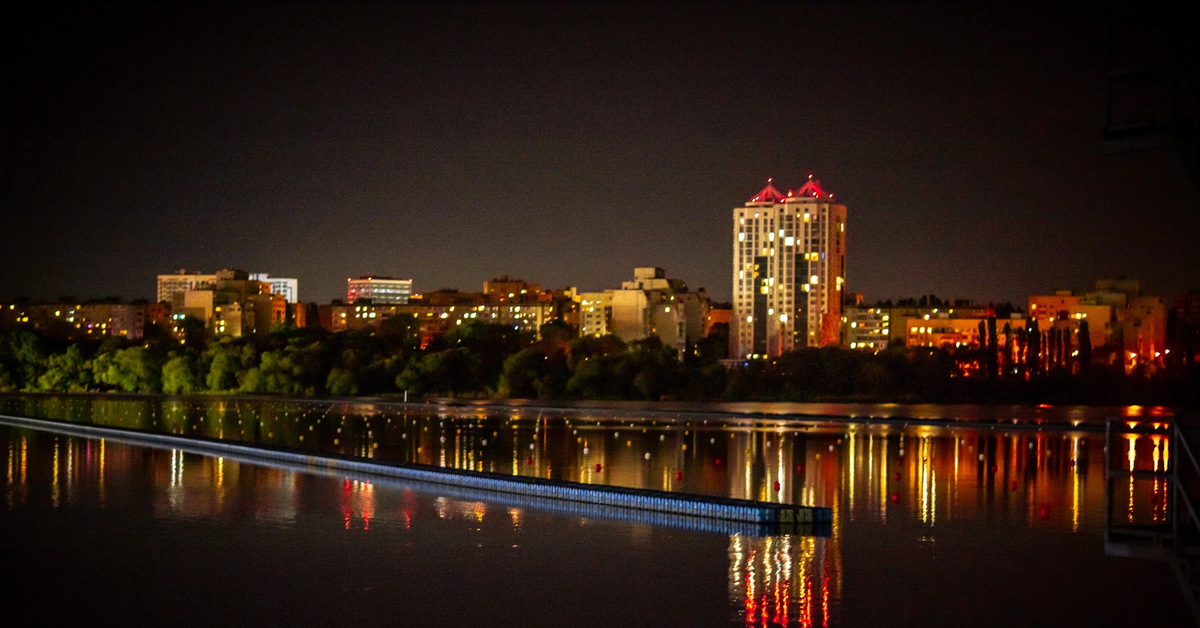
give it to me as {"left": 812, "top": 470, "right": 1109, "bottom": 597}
{"left": 732, "top": 176, "right": 846, "bottom": 358}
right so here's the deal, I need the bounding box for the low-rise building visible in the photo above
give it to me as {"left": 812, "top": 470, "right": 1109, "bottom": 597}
{"left": 842, "top": 306, "right": 890, "bottom": 350}
{"left": 581, "top": 267, "right": 712, "bottom": 355}
{"left": 1030, "top": 280, "right": 1166, "bottom": 370}
{"left": 0, "top": 301, "right": 145, "bottom": 340}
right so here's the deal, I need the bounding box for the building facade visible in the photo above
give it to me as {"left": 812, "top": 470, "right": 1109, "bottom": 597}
{"left": 249, "top": 273, "right": 299, "bottom": 303}
{"left": 575, "top": 268, "right": 711, "bottom": 355}
{"left": 1029, "top": 280, "right": 1166, "bottom": 370}
{"left": 842, "top": 306, "right": 891, "bottom": 350}
{"left": 157, "top": 270, "right": 217, "bottom": 307}
{"left": 732, "top": 177, "right": 846, "bottom": 358}
{"left": 347, "top": 276, "right": 413, "bottom": 304}
{"left": 578, "top": 292, "right": 613, "bottom": 337}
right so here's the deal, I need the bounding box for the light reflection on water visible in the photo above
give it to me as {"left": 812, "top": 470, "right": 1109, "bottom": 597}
{"left": 0, "top": 395, "right": 1193, "bottom": 626}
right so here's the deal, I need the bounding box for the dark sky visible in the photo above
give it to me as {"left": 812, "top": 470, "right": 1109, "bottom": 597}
{"left": 3, "top": 2, "right": 1197, "bottom": 306}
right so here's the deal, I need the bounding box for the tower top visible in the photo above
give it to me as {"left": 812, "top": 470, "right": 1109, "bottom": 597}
{"left": 795, "top": 175, "right": 829, "bottom": 199}
{"left": 748, "top": 179, "right": 787, "bottom": 203}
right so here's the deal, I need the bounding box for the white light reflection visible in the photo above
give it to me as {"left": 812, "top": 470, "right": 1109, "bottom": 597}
{"left": 848, "top": 430, "right": 856, "bottom": 513}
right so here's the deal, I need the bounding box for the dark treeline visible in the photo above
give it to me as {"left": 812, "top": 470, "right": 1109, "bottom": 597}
{"left": 0, "top": 320, "right": 1196, "bottom": 406}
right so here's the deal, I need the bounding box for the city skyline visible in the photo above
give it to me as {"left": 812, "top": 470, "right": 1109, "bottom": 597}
{"left": 3, "top": 3, "right": 1198, "bottom": 306}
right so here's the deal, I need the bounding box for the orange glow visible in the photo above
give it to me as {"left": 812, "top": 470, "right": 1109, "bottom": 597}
{"left": 1126, "top": 434, "right": 1137, "bottom": 473}
{"left": 821, "top": 572, "right": 829, "bottom": 628}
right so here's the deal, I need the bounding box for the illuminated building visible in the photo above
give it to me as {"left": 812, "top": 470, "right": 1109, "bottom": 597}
{"left": 347, "top": 275, "right": 413, "bottom": 304}
{"left": 704, "top": 305, "right": 731, "bottom": 337}
{"left": 883, "top": 303, "right": 991, "bottom": 348}
{"left": 157, "top": 270, "right": 217, "bottom": 307}
{"left": 0, "top": 301, "right": 146, "bottom": 340}
{"left": 1028, "top": 291, "right": 1113, "bottom": 351}
{"left": 1029, "top": 280, "right": 1166, "bottom": 369}
{"left": 249, "top": 274, "right": 299, "bottom": 303}
{"left": 482, "top": 275, "right": 539, "bottom": 301}
{"left": 841, "top": 306, "right": 890, "bottom": 350}
{"left": 580, "top": 267, "right": 711, "bottom": 355}
{"left": 156, "top": 269, "right": 279, "bottom": 336}
{"left": 78, "top": 302, "right": 146, "bottom": 340}
{"left": 320, "top": 295, "right": 556, "bottom": 346}
{"left": 905, "top": 315, "right": 1026, "bottom": 350}
{"left": 157, "top": 268, "right": 293, "bottom": 334}
{"left": 578, "top": 292, "right": 613, "bottom": 337}
{"left": 732, "top": 177, "right": 846, "bottom": 358}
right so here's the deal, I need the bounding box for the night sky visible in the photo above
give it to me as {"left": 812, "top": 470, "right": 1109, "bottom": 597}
{"left": 3, "top": 2, "right": 1197, "bottom": 306}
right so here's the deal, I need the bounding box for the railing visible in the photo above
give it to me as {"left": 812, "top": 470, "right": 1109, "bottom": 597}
{"left": 0, "top": 412, "right": 831, "bottom": 536}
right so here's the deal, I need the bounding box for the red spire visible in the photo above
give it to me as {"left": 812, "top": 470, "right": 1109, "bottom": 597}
{"left": 749, "top": 178, "right": 787, "bottom": 203}
{"left": 795, "top": 175, "right": 829, "bottom": 198}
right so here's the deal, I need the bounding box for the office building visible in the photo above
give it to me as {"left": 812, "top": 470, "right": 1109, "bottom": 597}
{"left": 347, "top": 276, "right": 413, "bottom": 304}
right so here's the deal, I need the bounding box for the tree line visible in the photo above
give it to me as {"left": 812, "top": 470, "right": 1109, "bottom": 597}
{"left": 0, "top": 319, "right": 1194, "bottom": 405}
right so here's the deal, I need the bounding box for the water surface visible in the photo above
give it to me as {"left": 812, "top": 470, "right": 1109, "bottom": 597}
{"left": 0, "top": 395, "right": 1191, "bottom": 626}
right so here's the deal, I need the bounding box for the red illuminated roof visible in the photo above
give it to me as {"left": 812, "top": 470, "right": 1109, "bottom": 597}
{"left": 796, "top": 176, "right": 829, "bottom": 198}
{"left": 748, "top": 179, "right": 787, "bottom": 203}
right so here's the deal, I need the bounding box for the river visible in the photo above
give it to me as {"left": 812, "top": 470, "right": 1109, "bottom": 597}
{"left": 0, "top": 394, "right": 1191, "bottom": 626}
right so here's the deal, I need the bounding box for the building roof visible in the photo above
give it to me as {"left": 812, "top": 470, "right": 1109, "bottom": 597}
{"left": 748, "top": 179, "right": 787, "bottom": 203}
{"left": 795, "top": 176, "right": 829, "bottom": 199}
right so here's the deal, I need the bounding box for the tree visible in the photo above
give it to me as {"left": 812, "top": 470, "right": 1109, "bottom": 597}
{"left": 377, "top": 314, "right": 421, "bottom": 351}
{"left": 1025, "top": 319, "right": 1041, "bottom": 377}
{"left": 568, "top": 334, "right": 627, "bottom": 370}
{"left": 241, "top": 349, "right": 306, "bottom": 394}
{"left": 986, "top": 316, "right": 998, "bottom": 378}
{"left": 96, "top": 346, "right": 162, "bottom": 392}
{"left": 498, "top": 347, "right": 569, "bottom": 399}
{"left": 161, "top": 353, "right": 199, "bottom": 394}
{"left": 396, "top": 348, "right": 472, "bottom": 397}
{"left": 7, "top": 331, "right": 47, "bottom": 390}
{"left": 538, "top": 320, "right": 576, "bottom": 349}
{"left": 326, "top": 367, "right": 359, "bottom": 396}
{"left": 37, "top": 344, "right": 93, "bottom": 392}
{"left": 1077, "top": 319, "right": 1092, "bottom": 372}
{"left": 203, "top": 340, "right": 253, "bottom": 391}
{"left": 1001, "top": 322, "right": 1013, "bottom": 375}
{"left": 446, "top": 321, "right": 534, "bottom": 393}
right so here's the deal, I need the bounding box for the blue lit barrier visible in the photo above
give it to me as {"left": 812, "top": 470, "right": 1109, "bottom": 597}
{"left": 0, "top": 413, "right": 832, "bottom": 533}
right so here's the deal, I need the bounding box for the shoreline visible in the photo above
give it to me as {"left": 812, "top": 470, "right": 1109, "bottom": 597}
{"left": 1, "top": 391, "right": 1170, "bottom": 430}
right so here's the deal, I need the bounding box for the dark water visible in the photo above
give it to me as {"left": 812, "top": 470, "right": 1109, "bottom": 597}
{"left": 0, "top": 395, "right": 1192, "bottom": 626}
